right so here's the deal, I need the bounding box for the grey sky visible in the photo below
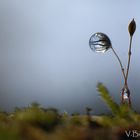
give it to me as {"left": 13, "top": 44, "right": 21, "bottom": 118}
{"left": 0, "top": 0, "right": 140, "bottom": 114}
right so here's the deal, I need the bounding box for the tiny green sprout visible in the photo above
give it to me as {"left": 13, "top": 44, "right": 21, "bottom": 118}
{"left": 128, "top": 18, "right": 136, "bottom": 37}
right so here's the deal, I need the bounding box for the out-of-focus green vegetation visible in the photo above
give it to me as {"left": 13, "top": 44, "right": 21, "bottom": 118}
{"left": 0, "top": 84, "right": 140, "bottom": 140}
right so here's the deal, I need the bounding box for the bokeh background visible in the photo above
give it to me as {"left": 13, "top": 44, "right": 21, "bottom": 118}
{"left": 0, "top": 0, "right": 140, "bottom": 114}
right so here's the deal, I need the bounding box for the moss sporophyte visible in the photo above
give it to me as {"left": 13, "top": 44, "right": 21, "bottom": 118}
{"left": 89, "top": 19, "right": 136, "bottom": 107}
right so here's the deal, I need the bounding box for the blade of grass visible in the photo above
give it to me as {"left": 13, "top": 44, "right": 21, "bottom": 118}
{"left": 97, "top": 83, "right": 120, "bottom": 115}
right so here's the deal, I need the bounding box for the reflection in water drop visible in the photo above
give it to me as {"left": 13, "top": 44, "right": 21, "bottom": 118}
{"left": 122, "top": 88, "right": 130, "bottom": 103}
{"left": 89, "top": 32, "right": 112, "bottom": 53}
{"left": 123, "top": 92, "right": 129, "bottom": 100}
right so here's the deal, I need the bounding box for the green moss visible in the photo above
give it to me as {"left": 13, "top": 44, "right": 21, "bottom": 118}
{"left": 0, "top": 85, "right": 140, "bottom": 140}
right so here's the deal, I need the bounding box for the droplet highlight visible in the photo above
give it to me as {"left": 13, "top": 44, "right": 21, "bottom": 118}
{"left": 123, "top": 88, "right": 130, "bottom": 100}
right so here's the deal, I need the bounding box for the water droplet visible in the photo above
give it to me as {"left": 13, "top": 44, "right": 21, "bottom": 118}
{"left": 122, "top": 88, "right": 130, "bottom": 100}
{"left": 123, "top": 92, "right": 129, "bottom": 100}
{"left": 89, "top": 32, "right": 112, "bottom": 53}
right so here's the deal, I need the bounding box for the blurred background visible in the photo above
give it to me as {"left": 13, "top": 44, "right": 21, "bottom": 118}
{"left": 0, "top": 0, "right": 140, "bottom": 114}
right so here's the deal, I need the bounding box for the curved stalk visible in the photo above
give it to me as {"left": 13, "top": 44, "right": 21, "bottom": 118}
{"left": 121, "top": 36, "right": 133, "bottom": 107}
{"left": 111, "top": 47, "right": 132, "bottom": 106}
{"left": 111, "top": 47, "right": 126, "bottom": 80}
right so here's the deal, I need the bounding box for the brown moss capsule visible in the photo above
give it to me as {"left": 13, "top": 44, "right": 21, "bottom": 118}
{"left": 128, "top": 19, "right": 136, "bottom": 36}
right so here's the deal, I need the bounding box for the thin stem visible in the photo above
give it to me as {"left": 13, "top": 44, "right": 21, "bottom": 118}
{"left": 121, "top": 36, "right": 133, "bottom": 107}
{"left": 111, "top": 47, "right": 126, "bottom": 80}
{"left": 125, "top": 36, "right": 133, "bottom": 86}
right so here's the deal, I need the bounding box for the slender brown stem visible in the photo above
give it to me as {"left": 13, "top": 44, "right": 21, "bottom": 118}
{"left": 124, "top": 36, "right": 133, "bottom": 106}
{"left": 121, "top": 88, "right": 125, "bottom": 103}
{"left": 110, "top": 36, "right": 133, "bottom": 106}
{"left": 111, "top": 47, "right": 126, "bottom": 80}
{"left": 125, "top": 36, "right": 133, "bottom": 86}
{"left": 121, "top": 36, "right": 133, "bottom": 106}
{"left": 111, "top": 47, "right": 132, "bottom": 106}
